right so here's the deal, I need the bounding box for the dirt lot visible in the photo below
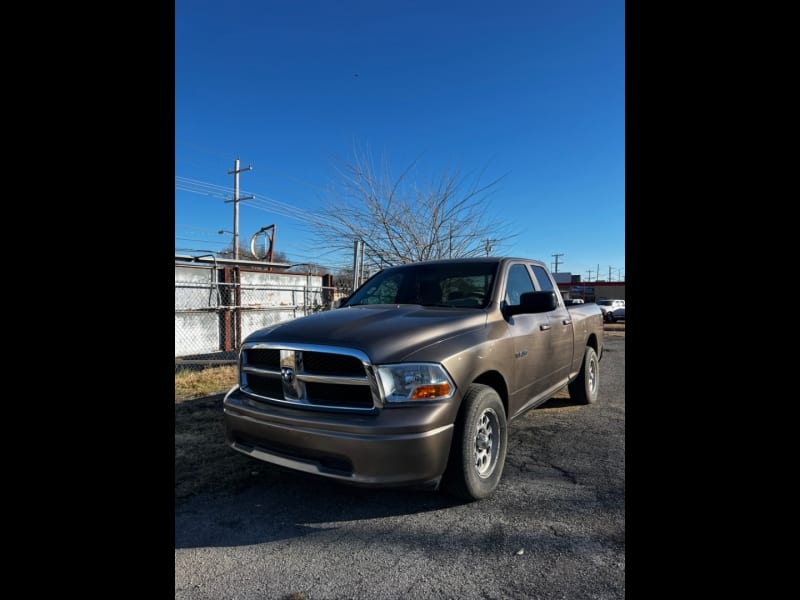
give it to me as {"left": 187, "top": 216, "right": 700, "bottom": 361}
{"left": 175, "top": 333, "right": 625, "bottom": 599}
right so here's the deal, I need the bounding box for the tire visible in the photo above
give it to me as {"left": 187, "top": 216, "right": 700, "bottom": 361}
{"left": 442, "top": 384, "right": 508, "bottom": 501}
{"left": 568, "top": 346, "right": 599, "bottom": 405}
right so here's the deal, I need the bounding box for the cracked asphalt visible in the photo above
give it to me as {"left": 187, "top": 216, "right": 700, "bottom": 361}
{"left": 175, "top": 335, "right": 624, "bottom": 599}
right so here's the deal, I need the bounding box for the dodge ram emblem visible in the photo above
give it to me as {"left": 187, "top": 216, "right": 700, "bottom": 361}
{"left": 281, "top": 367, "right": 295, "bottom": 384}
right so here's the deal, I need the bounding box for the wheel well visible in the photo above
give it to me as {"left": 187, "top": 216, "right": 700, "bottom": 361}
{"left": 585, "top": 333, "right": 598, "bottom": 354}
{"left": 472, "top": 370, "right": 509, "bottom": 416}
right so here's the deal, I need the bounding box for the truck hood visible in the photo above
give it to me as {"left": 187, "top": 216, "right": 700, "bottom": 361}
{"left": 244, "top": 305, "right": 488, "bottom": 364}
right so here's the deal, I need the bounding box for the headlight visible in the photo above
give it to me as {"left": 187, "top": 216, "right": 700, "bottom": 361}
{"left": 375, "top": 363, "right": 455, "bottom": 403}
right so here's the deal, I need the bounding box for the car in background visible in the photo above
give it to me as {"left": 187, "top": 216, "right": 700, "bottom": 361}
{"left": 597, "top": 299, "right": 625, "bottom": 322}
{"left": 564, "top": 298, "right": 585, "bottom": 306}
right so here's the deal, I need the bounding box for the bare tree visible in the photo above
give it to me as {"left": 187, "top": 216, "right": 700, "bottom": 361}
{"left": 216, "top": 244, "right": 257, "bottom": 260}
{"left": 285, "top": 261, "right": 329, "bottom": 275}
{"left": 310, "top": 146, "right": 516, "bottom": 271}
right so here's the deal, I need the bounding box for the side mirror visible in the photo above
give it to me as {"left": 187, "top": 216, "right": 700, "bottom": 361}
{"left": 505, "top": 291, "right": 557, "bottom": 317}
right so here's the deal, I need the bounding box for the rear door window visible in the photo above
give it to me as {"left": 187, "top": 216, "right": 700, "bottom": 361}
{"left": 531, "top": 265, "right": 555, "bottom": 292}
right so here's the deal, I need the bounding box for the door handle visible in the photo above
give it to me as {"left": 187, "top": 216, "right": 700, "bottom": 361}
{"left": 540, "top": 324, "right": 551, "bottom": 331}
{"left": 563, "top": 319, "right": 572, "bottom": 325}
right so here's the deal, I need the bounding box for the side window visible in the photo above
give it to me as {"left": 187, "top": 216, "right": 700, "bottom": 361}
{"left": 504, "top": 264, "right": 535, "bottom": 306}
{"left": 531, "top": 265, "right": 555, "bottom": 293}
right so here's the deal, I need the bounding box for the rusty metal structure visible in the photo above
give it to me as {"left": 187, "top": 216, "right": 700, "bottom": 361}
{"left": 175, "top": 255, "right": 335, "bottom": 371}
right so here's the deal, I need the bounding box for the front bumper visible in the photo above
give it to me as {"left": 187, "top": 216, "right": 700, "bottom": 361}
{"left": 223, "top": 386, "right": 456, "bottom": 488}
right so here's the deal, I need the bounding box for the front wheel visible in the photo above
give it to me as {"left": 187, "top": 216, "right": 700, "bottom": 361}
{"left": 568, "top": 346, "right": 599, "bottom": 404}
{"left": 442, "top": 384, "right": 508, "bottom": 501}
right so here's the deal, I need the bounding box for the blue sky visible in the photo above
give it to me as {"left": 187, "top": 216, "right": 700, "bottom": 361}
{"left": 175, "top": 0, "right": 624, "bottom": 281}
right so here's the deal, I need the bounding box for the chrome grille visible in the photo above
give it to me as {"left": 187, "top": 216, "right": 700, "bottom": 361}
{"left": 240, "top": 343, "right": 377, "bottom": 411}
{"left": 244, "top": 348, "right": 280, "bottom": 368}
{"left": 302, "top": 351, "right": 364, "bottom": 375}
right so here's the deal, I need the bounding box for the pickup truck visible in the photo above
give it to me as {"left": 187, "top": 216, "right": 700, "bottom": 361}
{"left": 223, "top": 257, "right": 604, "bottom": 500}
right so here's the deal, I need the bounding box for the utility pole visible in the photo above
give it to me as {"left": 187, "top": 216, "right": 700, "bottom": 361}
{"left": 608, "top": 265, "right": 613, "bottom": 281}
{"left": 352, "top": 239, "right": 363, "bottom": 291}
{"left": 449, "top": 223, "right": 453, "bottom": 259}
{"left": 224, "top": 158, "right": 254, "bottom": 260}
{"left": 586, "top": 269, "right": 593, "bottom": 282}
{"left": 552, "top": 253, "right": 564, "bottom": 273}
{"left": 484, "top": 239, "right": 494, "bottom": 256}
{"left": 597, "top": 263, "right": 600, "bottom": 282}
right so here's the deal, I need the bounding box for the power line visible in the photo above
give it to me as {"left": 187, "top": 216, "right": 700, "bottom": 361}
{"left": 176, "top": 174, "right": 410, "bottom": 273}
{"left": 175, "top": 224, "right": 227, "bottom": 234}
{"left": 175, "top": 237, "right": 229, "bottom": 246}
{"left": 247, "top": 196, "right": 317, "bottom": 221}
{"left": 176, "top": 176, "right": 317, "bottom": 221}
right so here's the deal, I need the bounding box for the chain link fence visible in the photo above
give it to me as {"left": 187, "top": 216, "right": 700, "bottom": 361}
{"left": 175, "top": 262, "right": 338, "bottom": 373}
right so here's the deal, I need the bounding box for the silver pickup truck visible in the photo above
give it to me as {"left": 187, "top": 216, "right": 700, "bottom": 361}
{"left": 223, "top": 257, "right": 604, "bottom": 500}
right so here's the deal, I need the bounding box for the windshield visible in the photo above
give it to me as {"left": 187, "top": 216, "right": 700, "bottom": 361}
{"left": 597, "top": 300, "right": 613, "bottom": 306}
{"left": 345, "top": 261, "right": 499, "bottom": 308}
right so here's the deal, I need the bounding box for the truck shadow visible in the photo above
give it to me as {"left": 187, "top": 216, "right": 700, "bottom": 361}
{"left": 175, "top": 467, "right": 466, "bottom": 549}
{"left": 537, "top": 397, "right": 580, "bottom": 410}
{"left": 176, "top": 394, "right": 467, "bottom": 549}
{"left": 175, "top": 391, "right": 598, "bottom": 550}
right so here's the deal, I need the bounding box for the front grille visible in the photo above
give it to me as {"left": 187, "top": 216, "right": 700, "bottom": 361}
{"left": 244, "top": 348, "right": 280, "bottom": 368}
{"left": 240, "top": 344, "right": 377, "bottom": 411}
{"left": 246, "top": 374, "right": 283, "bottom": 399}
{"left": 303, "top": 352, "right": 365, "bottom": 376}
{"left": 306, "top": 382, "right": 374, "bottom": 408}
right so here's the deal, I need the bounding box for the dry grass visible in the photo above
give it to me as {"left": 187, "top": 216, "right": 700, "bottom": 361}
{"left": 175, "top": 393, "right": 257, "bottom": 501}
{"left": 175, "top": 365, "right": 237, "bottom": 403}
{"left": 174, "top": 365, "right": 258, "bottom": 501}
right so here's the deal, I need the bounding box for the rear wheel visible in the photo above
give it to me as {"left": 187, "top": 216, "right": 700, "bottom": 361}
{"left": 568, "top": 346, "right": 599, "bottom": 404}
{"left": 442, "top": 384, "right": 508, "bottom": 501}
